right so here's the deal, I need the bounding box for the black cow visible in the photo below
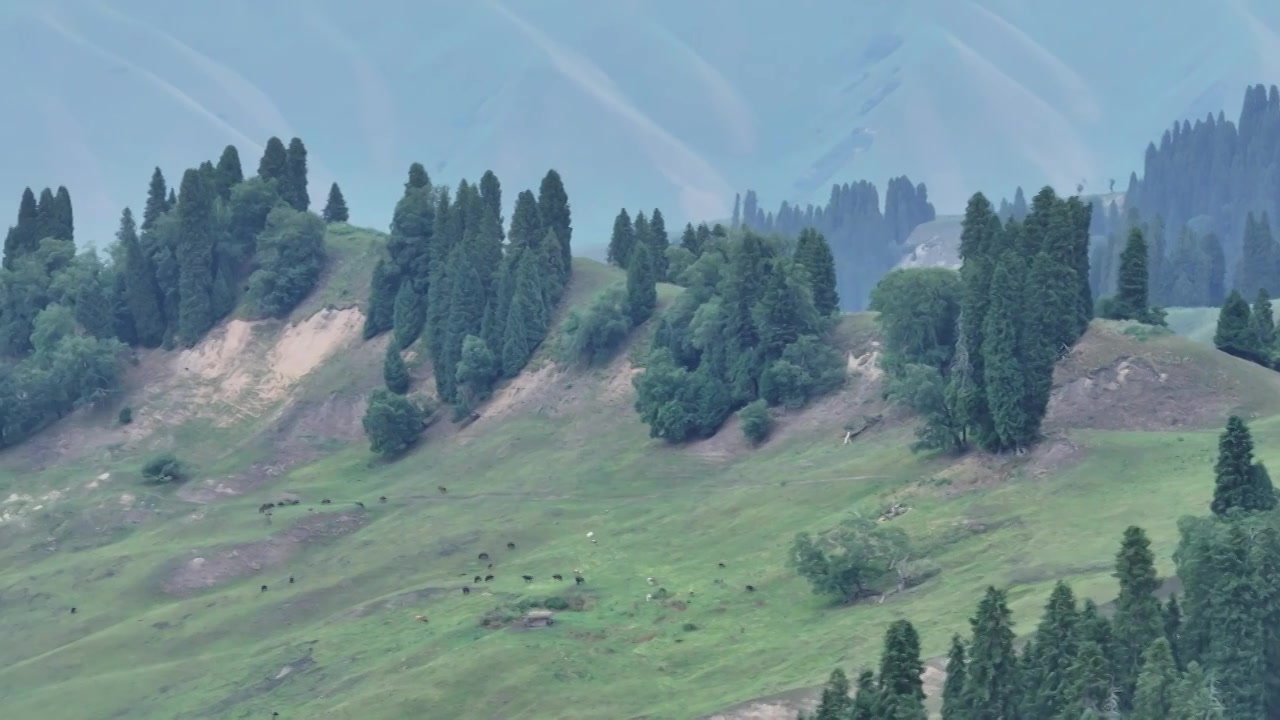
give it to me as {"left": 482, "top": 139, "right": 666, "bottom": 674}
{"left": 462, "top": 586, "right": 471, "bottom": 595}
{"left": 478, "top": 552, "right": 490, "bottom": 560}
{"left": 70, "top": 607, "right": 76, "bottom": 614}
{"left": 552, "top": 574, "right": 563, "bottom": 581}
{"left": 575, "top": 576, "right": 585, "bottom": 586}
{"left": 745, "top": 585, "right": 756, "bottom": 592}
{"left": 289, "top": 576, "right": 295, "bottom": 584}
{"left": 506, "top": 542, "right": 516, "bottom": 550}
{"left": 521, "top": 575, "right": 533, "bottom": 583}
{"left": 717, "top": 562, "right": 726, "bottom": 568}
{"left": 379, "top": 496, "right": 387, "bottom": 503}
{"left": 438, "top": 486, "right": 447, "bottom": 494}
{"left": 474, "top": 575, "right": 482, "bottom": 583}
{"left": 484, "top": 575, "right": 494, "bottom": 582}
{"left": 261, "top": 585, "right": 269, "bottom": 592}
{"left": 353, "top": 501, "right": 365, "bottom": 509}
{"left": 321, "top": 499, "right": 331, "bottom": 505}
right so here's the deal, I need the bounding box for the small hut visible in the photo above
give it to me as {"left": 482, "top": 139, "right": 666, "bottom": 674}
{"left": 521, "top": 610, "right": 555, "bottom": 629}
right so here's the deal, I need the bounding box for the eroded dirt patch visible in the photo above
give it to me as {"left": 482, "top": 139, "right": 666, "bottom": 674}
{"left": 160, "top": 511, "right": 367, "bottom": 596}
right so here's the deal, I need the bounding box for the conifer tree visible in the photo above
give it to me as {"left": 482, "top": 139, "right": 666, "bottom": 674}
{"left": 812, "top": 668, "right": 852, "bottom": 720}
{"left": 964, "top": 587, "right": 1021, "bottom": 718}
{"left": 214, "top": 145, "right": 243, "bottom": 200}
{"left": 501, "top": 250, "right": 548, "bottom": 377}
{"left": 1164, "top": 594, "right": 1183, "bottom": 669}
{"left": 1024, "top": 250, "right": 1073, "bottom": 430}
{"left": 1208, "top": 524, "right": 1267, "bottom": 717}
{"left": 141, "top": 169, "right": 168, "bottom": 233}
{"left": 364, "top": 259, "right": 397, "bottom": 339}
{"left": 1214, "top": 289, "right": 1261, "bottom": 362}
{"left": 625, "top": 240, "right": 657, "bottom": 327}
{"left": 539, "top": 229, "right": 566, "bottom": 307}
{"left": 607, "top": 208, "right": 635, "bottom": 268}
{"left": 2, "top": 187, "right": 39, "bottom": 269}
{"left": 392, "top": 282, "right": 425, "bottom": 350}
{"left": 1169, "top": 662, "right": 1224, "bottom": 719}
{"left": 509, "top": 190, "right": 543, "bottom": 253}
{"left": 951, "top": 193, "right": 1001, "bottom": 447}
{"left": 1212, "top": 415, "right": 1277, "bottom": 516}
{"left": 323, "top": 183, "right": 349, "bottom": 223}
{"left": 384, "top": 343, "right": 410, "bottom": 394}
{"left": 1068, "top": 640, "right": 1115, "bottom": 715}
{"left": 981, "top": 250, "right": 1030, "bottom": 451}
{"left": 175, "top": 168, "right": 216, "bottom": 345}
{"left": 795, "top": 228, "right": 840, "bottom": 315}
{"left": 1113, "top": 226, "right": 1151, "bottom": 321}
{"left": 257, "top": 137, "right": 288, "bottom": 184}
{"left": 1023, "top": 581, "right": 1079, "bottom": 718}
{"left": 283, "top": 137, "right": 309, "bottom": 211}
{"left": 406, "top": 162, "right": 429, "bottom": 190}
{"left": 649, "top": 208, "right": 670, "bottom": 280}
{"left": 1113, "top": 526, "right": 1164, "bottom": 708}
{"left": 438, "top": 246, "right": 487, "bottom": 403}
{"left": 479, "top": 170, "right": 503, "bottom": 235}
{"left": 118, "top": 208, "right": 166, "bottom": 347}
{"left": 941, "top": 636, "right": 969, "bottom": 720}
{"left": 877, "top": 619, "right": 926, "bottom": 717}
{"left": 1236, "top": 212, "right": 1277, "bottom": 298}
{"left": 537, "top": 169, "right": 572, "bottom": 272}
{"left": 51, "top": 186, "right": 74, "bottom": 242}
{"left": 1131, "top": 638, "right": 1179, "bottom": 720}
{"left": 680, "top": 222, "right": 701, "bottom": 256}
{"left": 850, "top": 671, "right": 878, "bottom": 720}
{"left": 166, "top": 188, "right": 176, "bottom": 207}
{"left": 1251, "top": 288, "right": 1275, "bottom": 352}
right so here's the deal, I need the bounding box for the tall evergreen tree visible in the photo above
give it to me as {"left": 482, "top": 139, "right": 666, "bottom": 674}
{"left": 392, "top": 282, "right": 425, "bottom": 350}
{"left": 981, "top": 249, "right": 1031, "bottom": 451}
{"left": 283, "top": 137, "right": 310, "bottom": 211}
{"left": 142, "top": 169, "right": 169, "bottom": 232}
{"left": 2, "top": 187, "right": 39, "bottom": 269}
{"left": 1164, "top": 594, "right": 1183, "bottom": 669}
{"left": 649, "top": 208, "right": 670, "bottom": 280}
{"left": 941, "top": 635, "right": 969, "bottom": 720}
{"left": 364, "top": 259, "right": 397, "bottom": 339}
{"left": 877, "top": 619, "right": 926, "bottom": 718}
{"left": 812, "top": 669, "right": 852, "bottom": 720}
{"left": 174, "top": 168, "right": 216, "bottom": 345}
{"left": 680, "top": 222, "right": 701, "bottom": 256}
{"left": 501, "top": 250, "right": 548, "bottom": 377}
{"left": 537, "top": 169, "right": 572, "bottom": 272}
{"left": 795, "top": 228, "right": 840, "bottom": 315}
{"left": 50, "top": 186, "right": 74, "bottom": 242}
{"left": 950, "top": 193, "right": 1002, "bottom": 447}
{"left": 478, "top": 170, "right": 503, "bottom": 235}
{"left": 406, "top": 162, "right": 430, "bottom": 190}
{"left": 508, "top": 189, "right": 542, "bottom": 254}
{"left": 1113, "top": 226, "right": 1152, "bottom": 321}
{"left": 850, "top": 671, "right": 878, "bottom": 720}
{"left": 214, "top": 145, "right": 243, "bottom": 200}
{"left": 539, "top": 229, "right": 566, "bottom": 307}
{"left": 118, "top": 208, "right": 165, "bottom": 347}
{"left": 384, "top": 343, "right": 410, "bottom": 394}
{"left": 1113, "top": 526, "right": 1164, "bottom": 708}
{"left": 607, "top": 208, "right": 635, "bottom": 268}
{"left": 166, "top": 187, "right": 176, "bottom": 207}
{"left": 1236, "top": 212, "right": 1278, "bottom": 298}
{"left": 1208, "top": 524, "right": 1267, "bottom": 717}
{"left": 625, "top": 240, "right": 657, "bottom": 327}
{"left": 1203, "top": 233, "right": 1226, "bottom": 305}
{"left": 964, "top": 587, "right": 1021, "bottom": 719}
{"left": 1023, "top": 581, "right": 1079, "bottom": 718}
{"left": 1251, "top": 288, "right": 1275, "bottom": 351}
{"left": 323, "top": 183, "right": 349, "bottom": 223}
{"left": 1214, "top": 289, "right": 1262, "bottom": 362}
{"left": 1131, "top": 638, "right": 1179, "bottom": 720}
{"left": 257, "top": 137, "right": 288, "bottom": 184}
{"left": 1211, "top": 415, "right": 1277, "bottom": 515}
{"left": 438, "top": 246, "right": 487, "bottom": 403}
{"left": 1068, "top": 640, "right": 1116, "bottom": 715}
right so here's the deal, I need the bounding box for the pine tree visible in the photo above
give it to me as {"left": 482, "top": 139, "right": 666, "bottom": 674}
{"left": 1212, "top": 415, "right": 1277, "bottom": 515}
{"left": 439, "top": 246, "right": 487, "bottom": 403}
{"left": 383, "top": 343, "right": 410, "bottom": 394}
{"left": 392, "top": 282, "right": 425, "bottom": 350}
{"left": 1113, "top": 227, "right": 1151, "bottom": 321}
{"left": 1236, "top": 213, "right": 1278, "bottom": 298}
{"left": 813, "top": 668, "right": 852, "bottom": 720}
{"left": 951, "top": 193, "right": 1002, "bottom": 447}
{"left": 118, "top": 208, "right": 166, "bottom": 347}
{"left": 795, "top": 228, "right": 840, "bottom": 315}
{"left": 1203, "top": 233, "right": 1226, "bottom": 305}
{"left": 964, "top": 587, "right": 1021, "bottom": 719}
{"left": 406, "top": 162, "right": 429, "bottom": 190}
{"left": 508, "top": 189, "right": 543, "bottom": 253}
{"left": 2, "top": 187, "right": 39, "bottom": 269}
{"left": 478, "top": 170, "right": 503, "bottom": 235}
{"left": 142, "top": 168, "right": 169, "bottom": 232}
{"left": 877, "top": 619, "right": 926, "bottom": 717}
{"left": 175, "top": 168, "right": 216, "bottom": 345}
{"left": 283, "top": 137, "right": 310, "bottom": 211}
{"left": 258, "top": 137, "right": 288, "bottom": 183}
{"left": 1215, "top": 289, "right": 1262, "bottom": 363}
{"left": 539, "top": 229, "right": 566, "bottom": 307}
{"left": 1169, "top": 662, "right": 1224, "bottom": 720}
{"left": 649, "top": 208, "right": 670, "bottom": 280}
{"left": 981, "top": 249, "right": 1030, "bottom": 451}
{"left": 1251, "top": 288, "right": 1275, "bottom": 353}
{"left": 214, "top": 145, "right": 243, "bottom": 199}
{"left": 51, "top": 186, "right": 74, "bottom": 242}
{"left": 537, "top": 169, "right": 572, "bottom": 272}
{"left": 1131, "top": 638, "right": 1179, "bottom": 720}
{"left": 1164, "top": 594, "right": 1183, "bottom": 669}
{"left": 166, "top": 188, "right": 176, "bottom": 207}
{"left": 1068, "top": 640, "right": 1115, "bottom": 715}
{"left": 680, "top": 222, "right": 701, "bottom": 255}
{"left": 501, "top": 250, "right": 548, "bottom": 377}
{"left": 364, "top": 259, "right": 397, "bottom": 339}
{"left": 1113, "top": 526, "right": 1164, "bottom": 708}
{"left": 607, "top": 208, "right": 635, "bottom": 268}
{"left": 1208, "top": 524, "right": 1267, "bottom": 717}
{"left": 1023, "top": 581, "right": 1079, "bottom": 718}
{"left": 625, "top": 240, "right": 657, "bottom": 327}
{"left": 941, "top": 636, "right": 970, "bottom": 719}
{"left": 323, "top": 183, "right": 349, "bottom": 223}
{"left": 850, "top": 671, "right": 878, "bottom": 720}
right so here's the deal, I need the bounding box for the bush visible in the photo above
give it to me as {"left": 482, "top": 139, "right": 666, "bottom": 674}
{"left": 739, "top": 399, "right": 771, "bottom": 445}
{"left": 118, "top": 407, "right": 133, "bottom": 425}
{"left": 543, "top": 596, "right": 571, "bottom": 611}
{"left": 142, "top": 453, "right": 186, "bottom": 484}
{"left": 362, "top": 388, "right": 429, "bottom": 457}
{"left": 560, "top": 285, "right": 632, "bottom": 367}
{"left": 682, "top": 622, "right": 699, "bottom": 632}
{"left": 244, "top": 205, "right": 327, "bottom": 318}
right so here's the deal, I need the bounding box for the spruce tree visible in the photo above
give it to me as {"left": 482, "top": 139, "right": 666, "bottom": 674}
{"left": 981, "top": 249, "right": 1030, "bottom": 451}
{"left": 649, "top": 208, "right": 670, "bottom": 280}
{"left": 607, "top": 208, "right": 635, "bottom": 268}
{"left": 1068, "top": 640, "right": 1115, "bottom": 715}
{"left": 167, "top": 188, "right": 176, "bottom": 207}
{"left": 1208, "top": 524, "right": 1266, "bottom": 717}
{"left": 1131, "top": 638, "right": 1179, "bottom": 720}
{"left": 1212, "top": 415, "right": 1277, "bottom": 516}
{"left": 850, "top": 671, "right": 878, "bottom": 720}
{"left": 1214, "top": 290, "right": 1261, "bottom": 363}
{"left": 384, "top": 343, "right": 410, "bottom": 394}
{"left": 537, "top": 169, "right": 572, "bottom": 272}
{"left": 1113, "top": 526, "right": 1164, "bottom": 708}
{"left": 1251, "top": 288, "right": 1275, "bottom": 353}
{"left": 680, "top": 222, "right": 701, "bottom": 255}
{"left": 1024, "top": 250, "right": 1073, "bottom": 432}
{"left": 625, "top": 240, "right": 657, "bottom": 327}
{"left": 877, "top": 619, "right": 926, "bottom": 717}
{"left": 1114, "top": 226, "right": 1151, "bottom": 321}
{"left": 406, "top": 162, "right": 429, "bottom": 190}
{"left": 951, "top": 193, "right": 1002, "bottom": 447}
{"left": 214, "top": 145, "right": 243, "bottom": 199}
{"left": 795, "top": 228, "right": 840, "bottom": 315}
{"left": 508, "top": 190, "right": 543, "bottom": 252}
{"left": 478, "top": 170, "right": 503, "bottom": 236}
{"left": 439, "top": 247, "right": 487, "bottom": 403}
{"left": 539, "top": 229, "right": 566, "bottom": 307}
{"left": 257, "top": 137, "right": 288, "bottom": 184}
{"left": 1164, "top": 594, "right": 1183, "bottom": 669}
{"left": 392, "top": 282, "right": 425, "bottom": 350}
{"left": 964, "top": 587, "right": 1021, "bottom": 719}
{"left": 141, "top": 169, "right": 168, "bottom": 232}
{"left": 941, "top": 635, "right": 969, "bottom": 720}
{"left": 1023, "top": 581, "right": 1079, "bottom": 718}
{"left": 118, "top": 208, "right": 166, "bottom": 347}
{"left": 51, "top": 185, "right": 74, "bottom": 241}
{"left": 363, "top": 259, "right": 397, "bottom": 338}
{"left": 501, "top": 250, "right": 548, "bottom": 377}
{"left": 812, "top": 668, "right": 852, "bottom": 720}
{"left": 1168, "top": 662, "right": 1224, "bottom": 720}
{"left": 2, "top": 187, "right": 39, "bottom": 269}
{"left": 175, "top": 168, "right": 216, "bottom": 345}
{"left": 283, "top": 137, "right": 310, "bottom": 211}
{"left": 323, "top": 183, "right": 349, "bottom": 223}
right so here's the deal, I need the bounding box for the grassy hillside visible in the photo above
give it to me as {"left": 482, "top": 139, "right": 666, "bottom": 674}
{"left": 4, "top": 0, "right": 1279, "bottom": 248}
{"left": 2, "top": 236, "right": 1280, "bottom": 718}
{"left": 1166, "top": 300, "right": 1280, "bottom": 345}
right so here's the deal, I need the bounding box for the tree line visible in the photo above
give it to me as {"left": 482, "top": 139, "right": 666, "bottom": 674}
{"left": 803, "top": 415, "right": 1279, "bottom": 719}
{"left": 737, "top": 177, "right": 935, "bottom": 311}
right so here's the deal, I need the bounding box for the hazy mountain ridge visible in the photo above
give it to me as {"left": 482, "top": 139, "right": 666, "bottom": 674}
{"left": 4, "top": 0, "right": 1279, "bottom": 251}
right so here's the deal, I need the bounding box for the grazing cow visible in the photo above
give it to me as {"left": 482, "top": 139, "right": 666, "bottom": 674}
{"left": 647, "top": 577, "right": 656, "bottom": 585}
{"left": 379, "top": 496, "right": 387, "bottom": 503}
{"left": 321, "top": 499, "right": 331, "bottom": 505}
{"left": 487, "top": 563, "right": 493, "bottom": 569}
{"left": 575, "top": 576, "right": 585, "bottom": 586}
{"left": 474, "top": 575, "right": 482, "bottom": 583}
{"left": 478, "top": 552, "right": 490, "bottom": 561}
{"left": 522, "top": 575, "right": 533, "bottom": 583}
{"left": 462, "top": 586, "right": 471, "bottom": 595}
{"left": 261, "top": 585, "right": 269, "bottom": 592}
{"left": 415, "top": 615, "right": 428, "bottom": 623}
{"left": 438, "top": 486, "right": 447, "bottom": 494}
{"left": 70, "top": 607, "right": 76, "bottom": 614}
{"left": 259, "top": 503, "right": 274, "bottom": 514}
{"left": 718, "top": 562, "right": 726, "bottom": 568}
{"left": 353, "top": 501, "right": 365, "bottom": 509}
{"left": 552, "top": 574, "right": 563, "bottom": 581}
{"left": 289, "top": 576, "right": 295, "bottom": 584}
{"left": 745, "top": 585, "right": 756, "bottom": 592}
{"left": 484, "top": 575, "right": 494, "bottom": 582}
{"left": 506, "top": 542, "right": 516, "bottom": 550}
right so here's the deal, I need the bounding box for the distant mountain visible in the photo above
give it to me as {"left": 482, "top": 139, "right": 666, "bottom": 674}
{"left": 3, "top": 0, "right": 1279, "bottom": 249}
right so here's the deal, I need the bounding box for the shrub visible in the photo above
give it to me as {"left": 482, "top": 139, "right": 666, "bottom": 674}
{"left": 682, "top": 622, "right": 699, "bottom": 632}
{"left": 362, "top": 388, "right": 429, "bottom": 457}
{"left": 543, "top": 596, "right": 571, "bottom": 611}
{"left": 118, "top": 407, "right": 133, "bottom": 425}
{"left": 142, "top": 453, "right": 185, "bottom": 484}
{"left": 244, "top": 206, "right": 327, "bottom": 318}
{"left": 560, "top": 285, "right": 632, "bottom": 367}
{"left": 739, "top": 399, "right": 771, "bottom": 445}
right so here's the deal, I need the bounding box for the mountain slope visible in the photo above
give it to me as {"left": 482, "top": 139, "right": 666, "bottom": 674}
{"left": 1, "top": 233, "right": 1278, "bottom": 718}
{"left": 4, "top": 0, "right": 1279, "bottom": 250}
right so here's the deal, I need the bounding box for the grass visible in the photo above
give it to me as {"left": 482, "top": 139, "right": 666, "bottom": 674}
{"left": 0, "top": 254, "right": 1273, "bottom": 719}
{"left": 1165, "top": 299, "right": 1280, "bottom": 345}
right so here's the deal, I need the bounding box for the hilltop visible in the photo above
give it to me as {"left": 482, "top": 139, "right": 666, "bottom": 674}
{"left": 4, "top": 0, "right": 1279, "bottom": 247}
{"left": 0, "top": 221, "right": 1276, "bottom": 718}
